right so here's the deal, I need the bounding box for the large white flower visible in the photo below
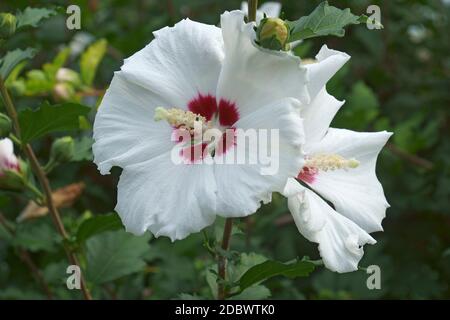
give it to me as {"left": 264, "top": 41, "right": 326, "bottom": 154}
{"left": 283, "top": 45, "right": 392, "bottom": 273}
{"left": 93, "top": 10, "right": 310, "bottom": 241}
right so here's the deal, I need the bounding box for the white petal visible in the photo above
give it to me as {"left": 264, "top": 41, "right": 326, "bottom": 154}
{"left": 0, "top": 138, "right": 18, "bottom": 170}
{"left": 116, "top": 152, "right": 217, "bottom": 241}
{"left": 304, "top": 45, "right": 350, "bottom": 100}
{"left": 0, "top": 138, "right": 14, "bottom": 160}
{"left": 120, "top": 19, "right": 224, "bottom": 108}
{"left": 93, "top": 73, "right": 174, "bottom": 175}
{"left": 217, "top": 11, "right": 309, "bottom": 119}
{"left": 283, "top": 177, "right": 304, "bottom": 197}
{"left": 307, "top": 128, "right": 393, "bottom": 233}
{"left": 259, "top": 2, "right": 282, "bottom": 18}
{"left": 287, "top": 182, "right": 376, "bottom": 273}
{"left": 302, "top": 88, "right": 344, "bottom": 147}
{"left": 214, "top": 98, "right": 305, "bottom": 217}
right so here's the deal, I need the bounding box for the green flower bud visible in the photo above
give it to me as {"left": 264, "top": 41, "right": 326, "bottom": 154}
{"left": 50, "top": 136, "right": 75, "bottom": 164}
{"left": 0, "top": 159, "right": 27, "bottom": 192}
{"left": 53, "top": 82, "right": 75, "bottom": 101}
{"left": 8, "top": 80, "right": 26, "bottom": 96}
{"left": 256, "top": 18, "right": 290, "bottom": 51}
{"left": 0, "top": 170, "right": 22, "bottom": 190}
{"left": 0, "top": 113, "right": 12, "bottom": 138}
{"left": 56, "top": 68, "right": 82, "bottom": 88}
{"left": 0, "top": 13, "right": 17, "bottom": 39}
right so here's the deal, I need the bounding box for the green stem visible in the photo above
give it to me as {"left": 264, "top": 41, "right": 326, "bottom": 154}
{"left": 8, "top": 133, "right": 21, "bottom": 147}
{"left": 217, "top": 218, "right": 233, "bottom": 300}
{"left": 202, "top": 230, "right": 215, "bottom": 257}
{"left": 248, "top": 0, "right": 259, "bottom": 22}
{"left": 43, "top": 158, "right": 58, "bottom": 174}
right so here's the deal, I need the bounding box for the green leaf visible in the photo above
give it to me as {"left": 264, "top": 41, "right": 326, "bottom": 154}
{"left": 230, "top": 285, "right": 271, "bottom": 300}
{"left": 178, "top": 293, "right": 204, "bottom": 300}
{"left": 16, "top": 7, "right": 57, "bottom": 29}
{"left": 357, "top": 15, "right": 384, "bottom": 30}
{"left": 13, "top": 220, "right": 62, "bottom": 252}
{"left": 18, "top": 102, "right": 90, "bottom": 143}
{"left": 76, "top": 213, "right": 123, "bottom": 243}
{"left": 43, "top": 47, "right": 71, "bottom": 82}
{"left": 237, "top": 259, "right": 315, "bottom": 293}
{"left": 288, "top": 1, "right": 364, "bottom": 41}
{"left": 333, "top": 81, "right": 379, "bottom": 131}
{"left": 4, "top": 61, "right": 27, "bottom": 86}
{"left": 206, "top": 252, "right": 268, "bottom": 299}
{"left": 0, "top": 48, "right": 37, "bottom": 80}
{"left": 80, "top": 39, "right": 107, "bottom": 86}
{"left": 86, "top": 230, "right": 151, "bottom": 284}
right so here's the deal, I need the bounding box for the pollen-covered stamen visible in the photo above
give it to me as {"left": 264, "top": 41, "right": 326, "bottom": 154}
{"left": 154, "top": 107, "right": 210, "bottom": 133}
{"left": 298, "top": 154, "right": 359, "bottom": 184}
{"left": 304, "top": 154, "right": 360, "bottom": 172}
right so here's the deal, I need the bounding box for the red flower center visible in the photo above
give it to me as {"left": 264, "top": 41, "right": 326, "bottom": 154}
{"left": 188, "top": 93, "right": 239, "bottom": 127}
{"left": 179, "top": 94, "right": 240, "bottom": 164}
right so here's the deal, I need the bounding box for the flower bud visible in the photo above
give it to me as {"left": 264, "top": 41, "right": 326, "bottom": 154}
{"left": 0, "top": 113, "right": 12, "bottom": 138}
{"left": 0, "top": 138, "right": 24, "bottom": 191}
{"left": 56, "top": 68, "right": 82, "bottom": 87}
{"left": 256, "top": 17, "right": 290, "bottom": 51}
{"left": 0, "top": 138, "right": 19, "bottom": 173}
{"left": 8, "top": 80, "right": 26, "bottom": 96}
{"left": 0, "top": 13, "right": 17, "bottom": 39}
{"left": 50, "top": 136, "right": 75, "bottom": 164}
{"left": 0, "top": 165, "right": 24, "bottom": 190}
{"left": 53, "top": 82, "right": 75, "bottom": 101}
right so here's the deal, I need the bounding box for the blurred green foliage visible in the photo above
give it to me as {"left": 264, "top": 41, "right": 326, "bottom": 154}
{"left": 0, "top": 0, "right": 449, "bottom": 300}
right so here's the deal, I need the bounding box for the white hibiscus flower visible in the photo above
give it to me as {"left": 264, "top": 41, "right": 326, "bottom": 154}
{"left": 93, "top": 10, "right": 311, "bottom": 241}
{"left": 283, "top": 46, "right": 392, "bottom": 273}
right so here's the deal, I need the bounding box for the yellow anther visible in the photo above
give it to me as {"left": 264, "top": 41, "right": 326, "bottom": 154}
{"left": 154, "top": 107, "right": 206, "bottom": 128}
{"left": 305, "top": 154, "right": 360, "bottom": 172}
{"left": 301, "top": 58, "right": 317, "bottom": 65}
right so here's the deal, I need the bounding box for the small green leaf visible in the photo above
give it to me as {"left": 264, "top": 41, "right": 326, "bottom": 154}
{"left": 16, "top": 7, "right": 57, "bottom": 29}
{"left": 0, "top": 48, "right": 37, "bottom": 80}
{"left": 288, "top": 1, "right": 364, "bottom": 41}
{"left": 237, "top": 259, "right": 315, "bottom": 293}
{"left": 333, "top": 81, "right": 380, "bottom": 131}
{"left": 4, "top": 61, "right": 27, "bottom": 86}
{"left": 76, "top": 213, "right": 123, "bottom": 243}
{"left": 358, "top": 15, "right": 384, "bottom": 30}
{"left": 13, "top": 220, "right": 62, "bottom": 252}
{"left": 80, "top": 39, "right": 107, "bottom": 86}
{"left": 18, "top": 102, "right": 90, "bottom": 143}
{"left": 86, "top": 230, "right": 151, "bottom": 284}
{"left": 230, "top": 285, "right": 271, "bottom": 300}
{"left": 206, "top": 252, "right": 268, "bottom": 299}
